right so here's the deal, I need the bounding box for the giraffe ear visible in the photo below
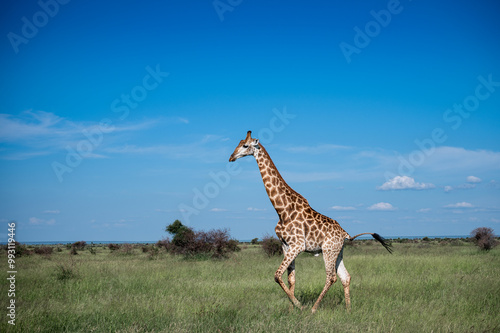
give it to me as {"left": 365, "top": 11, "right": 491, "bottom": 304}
{"left": 252, "top": 139, "right": 260, "bottom": 148}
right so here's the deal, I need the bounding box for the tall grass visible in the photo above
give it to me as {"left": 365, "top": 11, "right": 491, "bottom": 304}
{"left": 1, "top": 242, "right": 499, "bottom": 332}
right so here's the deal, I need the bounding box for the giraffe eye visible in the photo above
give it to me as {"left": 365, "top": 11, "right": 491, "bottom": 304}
{"left": 242, "top": 144, "right": 249, "bottom": 148}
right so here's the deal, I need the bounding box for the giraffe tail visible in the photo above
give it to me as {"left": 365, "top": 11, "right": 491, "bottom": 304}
{"left": 348, "top": 232, "right": 393, "bottom": 254}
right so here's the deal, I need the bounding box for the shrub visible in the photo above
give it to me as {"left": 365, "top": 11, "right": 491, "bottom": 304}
{"left": 8, "top": 242, "right": 33, "bottom": 257}
{"left": 163, "top": 220, "right": 240, "bottom": 259}
{"left": 108, "top": 243, "right": 121, "bottom": 251}
{"left": 148, "top": 246, "right": 159, "bottom": 260}
{"left": 34, "top": 246, "right": 53, "bottom": 256}
{"left": 470, "top": 227, "right": 498, "bottom": 251}
{"left": 120, "top": 243, "right": 134, "bottom": 255}
{"left": 156, "top": 239, "right": 170, "bottom": 249}
{"left": 55, "top": 259, "right": 77, "bottom": 281}
{"left": 72, "top": 241, "right": 86, "bottom": 250}
{"left": 227, "top": 239, "right": 241, "bottom": 252}
{"left": 251, "top": 238, "right": 259, "bottom": 245}
{"left": 261, "top": 235, "right": 283, "bottom": 257}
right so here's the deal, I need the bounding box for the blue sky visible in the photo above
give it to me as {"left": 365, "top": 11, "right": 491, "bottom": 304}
{"left": 1, "top": 0, "right": 499, "bottom": 242}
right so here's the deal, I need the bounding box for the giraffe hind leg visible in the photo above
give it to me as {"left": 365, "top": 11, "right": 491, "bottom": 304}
{"left": 311, "top": 248, "right": 340, "bottom": 313}
{"left": 336, "top": 248, "right": 351, "bottom": 311}
{"left": 286, "top": 260, "right": 297, "bottom": 311}
{"left": 287, "top": 259, "right": 296, "bottom": 295}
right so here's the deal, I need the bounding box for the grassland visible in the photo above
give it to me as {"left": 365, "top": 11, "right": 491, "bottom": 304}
{"left": 1, "top": 240, "right": 499, "bottom": 332}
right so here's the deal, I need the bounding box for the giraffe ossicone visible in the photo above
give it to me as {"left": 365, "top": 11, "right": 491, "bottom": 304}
{"left": 229, "top": 131, "right": 392, "bottom": 312}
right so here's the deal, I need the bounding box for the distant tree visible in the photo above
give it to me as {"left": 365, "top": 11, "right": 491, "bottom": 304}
{"left": 164, "top": 220, "right": 239, "bottom": 259}
{"left": 166, "top": 220, "right": 195, "bottom": 247}
{"left": 470, "top": 227, "right": 498, "bottom": 251}
{"left": 251, "top": 238, "right": 259, "bottom": 245}
{"left": 166, "top": 220, "right": 185, "bottom": 235}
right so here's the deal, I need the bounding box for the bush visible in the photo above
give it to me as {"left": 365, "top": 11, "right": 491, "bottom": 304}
{"left": 156, "top": 239, "right": 169, "bottom": 248}
{"left": 119, "top": 243, "right": 134, "bottom": 255}
{"left": 108, "top": 243, "right": 121, "bottom": 251}
{"left": 261, "top": 235, "right": 283, "bottom": 257}
{"left": 8, "top": 242, "right": 33, "bottom": 257}
{"left": 164, "top": 220, "right": 240, "bottom": 259}
{"left": 470, "top": 227, "right": 498, "bottom": 251}
{"left": 34, "top": 246, "right": 53, "bottom": 256}
{"left": 72, "top": 241, "right": 86, "bottom": 250}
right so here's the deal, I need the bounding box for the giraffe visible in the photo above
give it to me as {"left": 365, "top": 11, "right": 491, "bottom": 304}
{"left": 229, "top": 131, "right": 392, "bottom": 312}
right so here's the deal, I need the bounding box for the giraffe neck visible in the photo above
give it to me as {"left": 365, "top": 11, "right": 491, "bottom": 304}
{"left": 254, "top": 144, "right": 308, "bottom": 215}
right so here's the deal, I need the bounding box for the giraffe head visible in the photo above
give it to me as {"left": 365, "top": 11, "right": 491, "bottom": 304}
{"left": 229, "top": 131, "right": 260, "bottom": 162}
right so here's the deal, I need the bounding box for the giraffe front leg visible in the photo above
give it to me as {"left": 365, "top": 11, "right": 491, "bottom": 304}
{"left": 275, "top": 251, "right": 301, "bottom": 309}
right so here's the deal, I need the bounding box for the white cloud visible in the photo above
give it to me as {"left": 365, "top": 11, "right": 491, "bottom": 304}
{"left": 489, "top": 180, "right": 500, "bottom": 189}
{"left": 377, "top": 176, "right": 435, "bottom": 190}
{"left": 330, "top": 206, "right": 357, "bottom": 211}
{"left": 444, "top": 202, "right": 474, "bottom": 208}
{"left": 466, "top": 176, "right": 481, "bottom": 183}
{"left": 29, "top": 217, "right": 56, "bottom": 225}
{"left": 247, "top": 207, "right": 266, "bottom": 211}
{"left": 0, "top": 110, "right": 64, "bottom": 142}
{"left": 0, "top": 110, "right": 159, "bottom": 160}
{"left": 29, "top": 217, "right": 43, "bottom": 225}
{"left": 444, "top": 177, "right": 481, "bottom": 192}
{"left": 210, "top": 208, "right": 228, "bottom": 212}
{"left": 417, "top": 208, "right": 431, "bottom": 213}
{"left": 368, "top": 202, "right": 396, "bottom": 211}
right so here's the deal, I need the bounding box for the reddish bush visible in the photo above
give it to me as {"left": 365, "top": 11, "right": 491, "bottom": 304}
{"left": 108, "top": 243, "right": 121, "bottom": 251}
{"left": 470, "top": 227, "right": 498, "bottom": 251}
{"left": 34, "top": 246, "right": 53, "bottom": 255}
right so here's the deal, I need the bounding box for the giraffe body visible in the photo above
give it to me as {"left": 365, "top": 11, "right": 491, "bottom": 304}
{"left": 229, "top": 131, "right": 391, "bottom": 312}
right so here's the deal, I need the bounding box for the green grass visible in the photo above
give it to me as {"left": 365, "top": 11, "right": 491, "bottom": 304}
{"left": 1, "top": 241, "right": 499, "bottom": 332}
